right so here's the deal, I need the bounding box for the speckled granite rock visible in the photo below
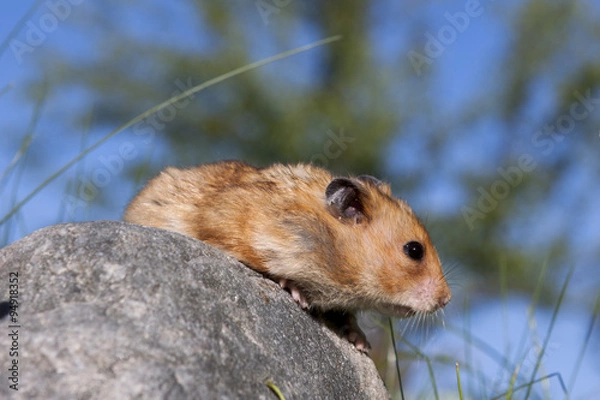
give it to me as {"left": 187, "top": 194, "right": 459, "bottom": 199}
{"left": 0, "top": 221, "right": 389, "bottom": 399}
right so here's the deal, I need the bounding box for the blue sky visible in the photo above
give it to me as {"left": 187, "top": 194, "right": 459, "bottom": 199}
{"left": 1, "top": 1, "right": 599, "bottom": 397}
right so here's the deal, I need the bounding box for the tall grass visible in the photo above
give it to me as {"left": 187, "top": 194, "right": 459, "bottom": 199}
{"left": 1, "top": 26, "right": 596, "bottom": 400}
{"left": 383, "top": 261, "right": 591, "bottom": 400}
{"left": 0, "top": 80, "right": 47, "bottom": 245}
{"left": 0, "top": 35, "right": 342, "bottom": 236}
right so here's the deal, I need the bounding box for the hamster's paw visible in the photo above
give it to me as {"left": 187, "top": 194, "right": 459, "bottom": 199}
{"left": 342, "top": 314, "right": 371, "bottom": 353}
{"left": 319, "top": 310, "right": 371, "bottom": 353}
{"left": 278, "top": 279, "right": 309, "bottom": 309}
{"left": 346, "top": 329, "right": 370, "bottom": 353}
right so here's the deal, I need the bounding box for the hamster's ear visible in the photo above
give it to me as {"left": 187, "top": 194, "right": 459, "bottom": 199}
{"left": 357, "top": 175, "right": 383, "bottom": 186}
{"left": 325, "top": 178, "right": 366, "bottom": 223}
{"left": 357, "top": 174, "right": 392, "bottom": 195}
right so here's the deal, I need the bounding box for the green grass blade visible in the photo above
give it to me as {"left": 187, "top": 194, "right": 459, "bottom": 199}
{"left": 449, "top": 323, "right": 516, "bottom": 377}
{"left": 0, "top": 135, "right": 34, "bottom": 192}
{"left": 1, "top": 79, "right": 48, "bottom": 245}
{"left": 397, "top": 335, "right": 439, "bottom": 400}
{"left": 0, "top": 83, "right": 13, "bottom": 98}
{"left": 56, "top": 109, "right": 94, "bottom": 223}
{"left": 504, "top": 364, "right": 520, "bottom": 400}
{"left": 0, "top": 80, "right": 48, "bottom": 191}
{"left": 508, "top": 259, "right": 550, "bottom": 392}
{"left": 568, "top": 291, "right": 600, "bottom": 392}
{"left": 455, "top": 362, "right": 464, "bottom": 400}
{"left": 265, "top": 380, "right": 286, "bottom": 400}
{"left": 388, "top": 317, "right": 405, "bottom": 400}
{"left": 492, "top": 371, "right": 567, "bottom": 400}
{"left": 0, "top": 0, "right": 45, "bottom": 58}
{"left": 524, "top": 264, "right": 575, "bottom": 400}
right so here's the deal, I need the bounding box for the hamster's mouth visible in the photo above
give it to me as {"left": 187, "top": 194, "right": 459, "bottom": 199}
{"left": 378, "top": 304, "right": 416, "bottom": 318}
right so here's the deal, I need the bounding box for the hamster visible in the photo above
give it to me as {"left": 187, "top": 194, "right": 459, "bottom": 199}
{"left": 124, "top": 161, "right": 451, "bottom": 352}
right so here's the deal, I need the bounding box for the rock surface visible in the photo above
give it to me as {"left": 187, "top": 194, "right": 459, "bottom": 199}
{"left": 0, "top": 221, "right": 389, "bottom": 399}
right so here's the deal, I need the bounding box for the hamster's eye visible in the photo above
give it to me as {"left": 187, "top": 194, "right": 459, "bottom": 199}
{"left": 403, "top": 241, "right": 424, "bottom": 261}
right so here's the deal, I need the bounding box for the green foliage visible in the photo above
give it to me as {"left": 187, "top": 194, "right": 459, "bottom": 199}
{"left": 2, "top": 1, "right": 599, "bottom": 397}
{"left": 18, "top": 0, "right": 594, "bottom": 299}
{"left": 3, "top": 0, "right": 598, "bottom": 290}
{"left": 382, "top": 264, "right": 580, "bottom": 399}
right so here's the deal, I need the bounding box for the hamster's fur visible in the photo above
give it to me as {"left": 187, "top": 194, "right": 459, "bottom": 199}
{"left": 124, "top": 161, "right": 451, "bottom": 350}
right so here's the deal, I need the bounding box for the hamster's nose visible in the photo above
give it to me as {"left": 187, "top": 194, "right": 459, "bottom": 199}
{"left": 438, "top": 291, "right": 451, "bottom": 308}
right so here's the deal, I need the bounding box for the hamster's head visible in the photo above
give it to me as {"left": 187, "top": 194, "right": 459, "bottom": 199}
{"left": 324, "top": 176, "right": 451, "bottom": 317}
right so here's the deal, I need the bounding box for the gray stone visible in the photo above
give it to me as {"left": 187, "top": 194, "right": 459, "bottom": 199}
{"left": 0, "top": 221, "right": 389, "bottom": 399}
